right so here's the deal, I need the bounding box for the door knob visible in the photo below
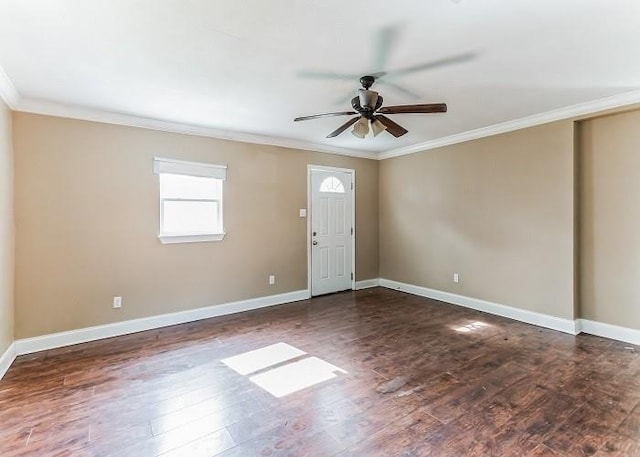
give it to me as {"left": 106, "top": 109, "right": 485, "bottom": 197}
{"left": 312, "top": 240, "right": 318, "bottom": 245}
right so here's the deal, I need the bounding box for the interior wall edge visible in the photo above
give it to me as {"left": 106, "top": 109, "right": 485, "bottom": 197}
{"left": 0, "top": 98, "right": 15, "bottom": 365}
{"left": 0, "top": 64, "right": 19, "bottom": 109}
{"left": 577, "top": 319, "right": 640, "bottom": 346}
{"left": 0, "top": 342, "right": 16, "bottom": 381}
{"left": 576, "top": 109, "right": 640, "bottom": 330}
{"left": 573, "top": 120, "right": 582, "bottom": 320}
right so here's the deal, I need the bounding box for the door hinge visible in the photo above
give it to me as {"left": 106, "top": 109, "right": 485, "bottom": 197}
{"left": 351, "top": 227, "right": 354, "bottom": 235}
{"left": 351, "top": 182, "right": 354, "bottom": 190}
{"left": 351, "top": 272, "right": 354, "bottom": 280}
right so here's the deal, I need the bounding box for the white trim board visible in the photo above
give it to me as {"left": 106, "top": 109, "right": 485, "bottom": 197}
{"left": 14, "top": 289, "right": 308, "bottom": 356}
{"left": 4, "top": 284, "right": 640, "bottom": 380}
{"left": 19, "top": 90, "right": 640, "bottom": 162}
{"left": 379, "top": 278, "right": 579, "bottom": 335}
{"left": 577, "top": 319, "right": 640, "bottom": 346}
{"left": 379, "top": 89, "right": 640, "bottom": 159}
{"left": 377, "top": 279, "right": 640, "bottom": 345}
{"left": 0, "top": 342, "right": 17, "bottom": 381}
{"left": 4, "top": 62, "right": 640, "bottom": 162}
{"left": 16, "top": 97, "right": 374, "bottom": 160}
{"left": 355, "top": 279, "right": 381, "bottom": 290}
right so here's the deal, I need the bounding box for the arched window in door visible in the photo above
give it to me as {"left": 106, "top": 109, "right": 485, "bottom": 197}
{"left": 319, "top": 176, "right": 345, "bottom": 193}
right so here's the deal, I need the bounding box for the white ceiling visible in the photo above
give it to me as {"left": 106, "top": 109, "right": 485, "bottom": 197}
{"left": 1, "top": 0, "right": 640, "bottom": 157}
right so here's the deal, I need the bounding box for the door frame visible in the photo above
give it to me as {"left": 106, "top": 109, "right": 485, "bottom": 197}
{"left": 307, "top": 164, "right": 356, "bottom": 297}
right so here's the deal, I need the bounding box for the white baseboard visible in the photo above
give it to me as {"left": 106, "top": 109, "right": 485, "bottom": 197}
{"left": 6, "top": 284, "right": 640, "bottom": 377}
{"left": 355, "top": 278, "right": 381, "bottom": 290}
{"left": 14, "top": 289, "right": 309, "bottom": 356}
{"left": 379, "top": 278, "right": 579, "bottom": 335}
{"left": 577, "top": 319, "right": 640, "bottom": 346}
{"left": 0, "top": 342, "right": 17, "bottom": 380}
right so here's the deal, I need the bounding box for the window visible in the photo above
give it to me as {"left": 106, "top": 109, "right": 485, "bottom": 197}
{"left": 319, "top": 176, "right": 345, "bottom": 193}
{"left": 153, "top": 157, "right": 227, "bottom": 244}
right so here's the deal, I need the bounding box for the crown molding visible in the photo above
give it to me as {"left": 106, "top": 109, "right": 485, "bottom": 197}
{"left": 16, "top": 97, "right": 377, "bottom": 160}
{"left": 0, "top": 64, "right": 19, "bottom": 109}
{"left": 380, "top": 89, "right": 640, "bottom": 160}
{"left": 0, "top": 65, "right": 378, "bottom": 158}
{"left": 5, "top": 53, "right": 640, "bottom": 162}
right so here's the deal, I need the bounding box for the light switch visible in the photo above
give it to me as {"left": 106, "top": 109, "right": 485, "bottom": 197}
{"left": 299, "top": 209, "right": 307, "bottom": 218}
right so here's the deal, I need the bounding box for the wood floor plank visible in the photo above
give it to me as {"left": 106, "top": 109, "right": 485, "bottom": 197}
{"left": 1, "top": 287, "right": 639, "bottom": 456}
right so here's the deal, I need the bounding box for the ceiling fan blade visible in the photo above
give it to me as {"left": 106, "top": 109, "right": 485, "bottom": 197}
{"left": 387, "top": 53, "right": 476, "bottom": 78}
{"left": 379, "top": 103, "right": 447, "bottom": 114}
{"left": 326, "top": 117, "right": 360, "bottom": 138}
{"left": 375, "top": 115, "right": 408, "bottom": 138}
{"left": 298, "top": 70, "right": 359, "bottom": 81}
{"left": 334, "top": 91, "right": 358, "bottom": 107}
{"left": 294, "top": 111, "right": 357, "bottom": 122}
{"left": 370, "top": 71, "right": 387, "bottom": 79}
{"left": 371, "top": 25, "right": 400, "bottom": 74}
{"left": 376, "top": 80, "right": 420, "bottom": 99}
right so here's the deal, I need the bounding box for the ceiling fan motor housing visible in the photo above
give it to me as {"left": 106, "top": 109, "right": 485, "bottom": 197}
{"left": 358, "top": 89, "right": 379, "bottom": 111}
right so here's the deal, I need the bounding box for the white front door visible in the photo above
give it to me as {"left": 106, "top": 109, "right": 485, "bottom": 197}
{"left": 310, "top": 168, "right": 354, "bottom": 296}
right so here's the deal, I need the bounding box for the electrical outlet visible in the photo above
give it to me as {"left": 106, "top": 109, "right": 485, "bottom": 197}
{"left": 113, "top": 296, "right": 122, "bottom": 309}
{"left": 269, "top": 275, "right": 275, "bottom": 285}
{"left": 453, "top": 273, "right": 460, "bottom": 284}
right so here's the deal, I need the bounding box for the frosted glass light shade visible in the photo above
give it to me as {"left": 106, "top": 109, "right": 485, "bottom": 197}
{"left": 371, "top": 118, "right": 387, "bottom": 137}
{"left": 351, "top": 117, "right": 369, "bottom": 139}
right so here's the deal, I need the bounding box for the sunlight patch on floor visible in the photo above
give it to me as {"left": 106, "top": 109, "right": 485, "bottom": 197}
{"left": 453, "top": 321, "right": 491, "bottom": 333}
{"left": 222, "top": 342, "right": 348, "bottom": 398}
{"left": 221, "top": 342, "right": 306, "bottom": 375}
{"left": 249, "top": 356, "right": 347, "bottom": 398}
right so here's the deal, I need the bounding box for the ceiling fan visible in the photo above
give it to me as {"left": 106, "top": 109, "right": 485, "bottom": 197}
{"left": 294, "top": 75, "right": 447, "bottom": 139}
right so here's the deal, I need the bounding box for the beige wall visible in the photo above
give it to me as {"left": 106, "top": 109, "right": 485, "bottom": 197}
{"left": 13, "top": 113, "right": 378, "bottom": 339}
{"left": 380, "top": 121, "right": 576, "bottom": 320}
{"left": 12, "top": 106, "right": 640, "bottom": 341}
{"left": 0, "top": 100, "right": 14, "bottom": 354}
{"left": 579, "top": 110, "right": 640, "bottom": 329}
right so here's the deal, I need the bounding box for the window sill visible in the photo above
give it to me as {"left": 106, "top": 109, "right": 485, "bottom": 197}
{"left": 158, "top": 233, "right": 226, "bottom": 244}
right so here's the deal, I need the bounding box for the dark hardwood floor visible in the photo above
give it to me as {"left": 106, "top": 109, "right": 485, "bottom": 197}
{"left": 1, "top": 287, "right": 640, "bottom": 456}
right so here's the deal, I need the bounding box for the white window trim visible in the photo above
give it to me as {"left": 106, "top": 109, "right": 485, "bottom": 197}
{"left": 159, "top": 233, "right": 225, "bottom": 244}
{"left": 154, "top": 157, "right": 227, "bottom": 244}
{"left": 153, "top": 157, "right": 227, "bottom": 179}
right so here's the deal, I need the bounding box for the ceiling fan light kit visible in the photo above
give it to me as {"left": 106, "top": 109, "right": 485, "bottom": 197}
{"left": 351, "top": 117, "right": 370, "bottom": 139}
{"left": 294, "top": 75, "right": 447, "bottom": 139}
{"left": 371, "top": 118, "right": 387, "bottom": 137}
